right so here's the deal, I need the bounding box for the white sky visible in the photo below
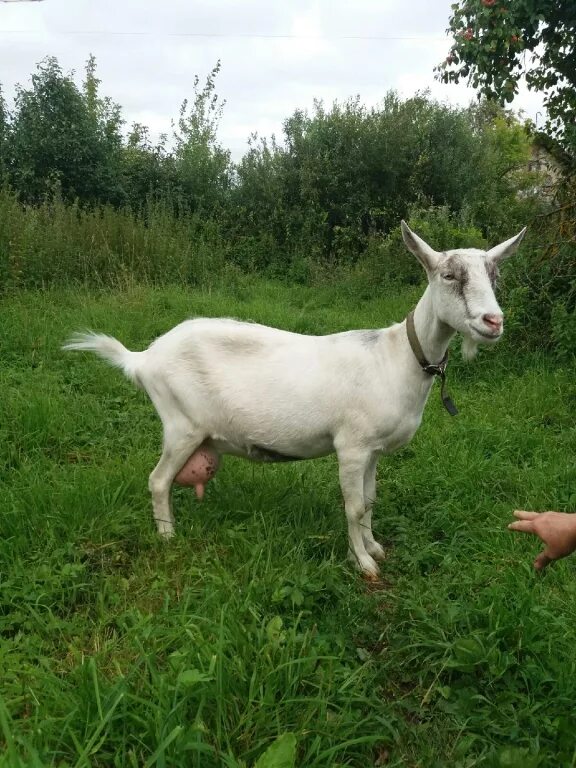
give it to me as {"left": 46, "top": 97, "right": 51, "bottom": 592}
{"left": 0, "top": 0, "right": 545, "bottom": 159}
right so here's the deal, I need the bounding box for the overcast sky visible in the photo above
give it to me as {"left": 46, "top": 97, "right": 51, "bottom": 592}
{"left": 0, "top": 0, "right": 545, "bottom": 159}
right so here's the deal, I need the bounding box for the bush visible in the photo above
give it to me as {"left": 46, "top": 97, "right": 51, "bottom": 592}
{"left": 501, "top": 181, "right": 576, "bottom": 357}
{"left": 357, "top": 205, "right": 486, "bottom": 287}
{"left": 551, "top": 301, "right": 576, "bottom": 360}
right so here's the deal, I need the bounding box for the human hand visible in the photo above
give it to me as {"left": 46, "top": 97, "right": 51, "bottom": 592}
{"left": 508, "top": 510, "right": 576, "bottom": 571}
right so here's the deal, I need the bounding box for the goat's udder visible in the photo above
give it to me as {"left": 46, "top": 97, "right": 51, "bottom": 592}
{"left": 173, "top": 443, "right": 220, "bottom": 499}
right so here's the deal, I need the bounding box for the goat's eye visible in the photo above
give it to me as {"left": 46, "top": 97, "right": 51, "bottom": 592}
{"left": 442, "top": 273, "right": 456, "bottom": 281}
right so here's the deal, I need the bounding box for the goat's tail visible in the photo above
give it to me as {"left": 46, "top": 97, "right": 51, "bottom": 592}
{"left": 62, "top": 332, "right": 143, "bottom": 385}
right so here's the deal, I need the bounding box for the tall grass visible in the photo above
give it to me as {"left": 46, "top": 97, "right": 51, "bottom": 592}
{"left": 1, "top": 190, "right": 573, "bottom": 365}
{"left": 1, "top": 281, "right": 575, "bottom": 766}
{"left": 0, "top": 190, "right": 229, "bottom": 291}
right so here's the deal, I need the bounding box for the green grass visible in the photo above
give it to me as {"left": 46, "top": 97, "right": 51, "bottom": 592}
{"left": 1, "top": 280, "right": 575, "bottom": 767}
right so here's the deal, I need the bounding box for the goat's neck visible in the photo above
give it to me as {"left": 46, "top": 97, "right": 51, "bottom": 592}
{"left": 411, "top": 286, "right": 454, "bottom": 364}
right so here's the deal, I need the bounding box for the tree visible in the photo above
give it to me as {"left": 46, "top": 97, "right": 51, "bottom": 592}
{"left": 171, "top": 61, "right": 232, "bottom": 213}
{"left": 81, "top": 54, "right": 126, "bottom": 204}
{"left": 225, "top": 92, "right": 541, "bottom": 268}
{"left": 0, "top": 86, "right": 8, "bottom": 184}
{"left": 9, "top": 56, "right": 124, "bottom": 204}
{"left": 437, "top": 0, "right": 576, "bottom": 154}
{"left": 121, "top": 123, "right": 173, "bottom": 209}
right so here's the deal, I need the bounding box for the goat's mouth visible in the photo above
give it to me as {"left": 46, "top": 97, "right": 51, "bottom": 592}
{"left": 469, "top": 324, "right": 503, "bottom": 342}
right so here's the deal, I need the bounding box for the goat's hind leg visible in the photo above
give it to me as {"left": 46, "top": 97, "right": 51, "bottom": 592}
{"left": 361, "top": 454, "right": 386, "bottom": 562}
{"left": 149, "top": 428, "right": 205, "bottom": 538}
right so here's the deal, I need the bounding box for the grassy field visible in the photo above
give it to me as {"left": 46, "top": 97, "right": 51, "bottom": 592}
{"left": 1, "top": 279, "right": 575, "bottom": 767}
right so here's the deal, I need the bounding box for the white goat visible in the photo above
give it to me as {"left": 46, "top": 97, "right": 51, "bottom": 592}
{"left": 64, "top": 221, "right": 526, "bottom": 577}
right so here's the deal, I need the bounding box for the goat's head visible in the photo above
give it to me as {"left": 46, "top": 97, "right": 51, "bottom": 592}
{"left": 401, "top": 220, "right": 526, "bottom": 359}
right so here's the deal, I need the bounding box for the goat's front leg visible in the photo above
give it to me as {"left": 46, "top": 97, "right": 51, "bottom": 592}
{"left": 361, "top": 454, "right": 386, "bottom": 562}
{"left": 337, "top": 447, "right": 380, "bottom": 578}
{"left": 148, "top": 430, "right": 204, "bottom": 537}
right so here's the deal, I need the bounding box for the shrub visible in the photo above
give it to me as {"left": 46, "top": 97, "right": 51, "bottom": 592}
{"left": 501, "top": 180, "right": 576, "bottom": 356}
{"left": 357, "top": 205, "right": 486, "bottom": 287}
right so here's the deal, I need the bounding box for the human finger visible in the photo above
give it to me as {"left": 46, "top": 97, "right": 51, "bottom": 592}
{"left": 513, "top": 510, "right": 540, "bottom": 521}
{"left": 534, "top": 551, "right": 553, "bottom": 571}
{"left": 508, "top": 520, "right": 536, "bottom": 533}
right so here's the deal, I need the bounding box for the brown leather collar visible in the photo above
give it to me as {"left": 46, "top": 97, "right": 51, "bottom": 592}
{"left": 405, "top": 311, "right": 458, "bottom": 416}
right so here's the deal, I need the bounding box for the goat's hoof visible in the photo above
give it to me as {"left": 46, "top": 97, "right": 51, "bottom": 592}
{"left": 157, "top": 526, "right": 175, "bottom": 539}
{"left": 361, "top": 560, "right": 380, "bottom": 579}
{"left": 349, "top": 551, "right": 380, "bottom": 578}
{"left": 365, "top": 541, "right": 387, "bottom": 562}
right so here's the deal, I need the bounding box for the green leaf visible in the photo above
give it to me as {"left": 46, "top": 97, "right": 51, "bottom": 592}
{"left": 498, "top": 747, "right": 540, "bottom": 768}
{"left": 265, "top": 616, "right": 285, "bottom": 644}
{"left": 290, "top": 587, "right": 304, "bottom": 606}
{"left": 177, "top": 669, "right": 212, "bottom": 687}
{"left": 254, "top": 733, "right": 297, "bottom": 768}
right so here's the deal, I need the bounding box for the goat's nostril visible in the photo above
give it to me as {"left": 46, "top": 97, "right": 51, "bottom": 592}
{"left": 483, "top": 313, "right": 503, "bottom": 330}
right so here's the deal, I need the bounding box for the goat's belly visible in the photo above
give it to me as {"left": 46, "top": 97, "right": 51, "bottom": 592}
{"left": 209, "top": 435, "right": 334, "bottom": 462}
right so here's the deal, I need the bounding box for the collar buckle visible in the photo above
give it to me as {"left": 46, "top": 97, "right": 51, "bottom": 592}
{"left": 422, "top": 359, "right": 447, "bottom": 377}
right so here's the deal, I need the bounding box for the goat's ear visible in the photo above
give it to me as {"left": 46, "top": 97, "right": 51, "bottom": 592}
{"left": 401, "top": 220, "right": 439, "bottom": 271}
{"left": 486, "top": 227, "right": 527, "bottom": 263}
